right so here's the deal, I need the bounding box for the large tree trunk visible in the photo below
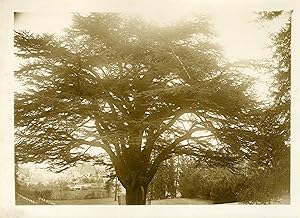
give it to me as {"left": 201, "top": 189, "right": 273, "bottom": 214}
{"left": 125, "top": 184, "right": 148, "bottom": 205}
{"left": 114, "top": 167, "right": 152, "bottom": 205}
{"left": 112, "top": 146, "right": 158, "bottom": 205}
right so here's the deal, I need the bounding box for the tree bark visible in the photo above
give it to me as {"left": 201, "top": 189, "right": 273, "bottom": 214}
{"left": 125, "top": 184, "right": 148, "bottom": 205}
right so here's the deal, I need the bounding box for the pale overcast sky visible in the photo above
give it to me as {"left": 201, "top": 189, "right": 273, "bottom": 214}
{"left": 14, "top": 11, "right": 280, "bottom": 60}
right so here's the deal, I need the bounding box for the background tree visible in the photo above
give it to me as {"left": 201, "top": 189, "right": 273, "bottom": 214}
{"left": 148, "top": 157, "right": 177, "bottom": 200}
{"left": 15, "top": 13, "right": 258, "bottom": 204}
{"left": 104, "top": 179, "right": 113, "bottom": 197}
{"left": 232, "top": 11, "right": 291, "bottom": 203}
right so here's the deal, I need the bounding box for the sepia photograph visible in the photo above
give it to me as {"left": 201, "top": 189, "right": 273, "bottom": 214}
{"left": 14, "top": 10, "right": 291, "bottom": 205}
{"left": 1, "top": 0, "right": 300, "bottom": 217}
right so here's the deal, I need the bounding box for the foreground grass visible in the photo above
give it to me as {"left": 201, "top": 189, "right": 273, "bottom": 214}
{"left": 151, "top": 198, "right": 214, "bottom": 205}
{"left": 17, "top": 197, "right": 214, "bottom": 205}
{"left": 16, "top": 195, "right": 289, "bottom": 205}
{"left": 52, "top": 198, "right": 118, "bottom": 205}
{"left": 51, "top": 197, "right": 214, "bottom": 205}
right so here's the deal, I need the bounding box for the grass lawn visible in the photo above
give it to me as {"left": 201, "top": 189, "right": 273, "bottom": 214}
{"left": 16, "top": 195, "right": 34, "bottom": 205}
{"left": 16, "top": 195, "right": 290, "bottom": 205}
{"left": 17, "top": 195, "right": 214, "bottom": 205}
{"left": 52, "top": 198, "right": 118, "bottom": 205}
{"left": 50, "top": 197, "right": 214, "bottom": 205}
{"left": 151, "top": 198, "right": 214, "bottom": 205}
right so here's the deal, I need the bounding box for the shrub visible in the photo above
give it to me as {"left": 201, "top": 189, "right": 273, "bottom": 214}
{"left": 40, "top": 190, "right": 52, "bottom": 199}
{"left": 179, "top": 167, "right": 241, "bottom": 203}
{"left": 84, "top": 191, "right": 95, "bottom": 199}
{"left": 235, "top": 168, "right": 290, "bottom": 204}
